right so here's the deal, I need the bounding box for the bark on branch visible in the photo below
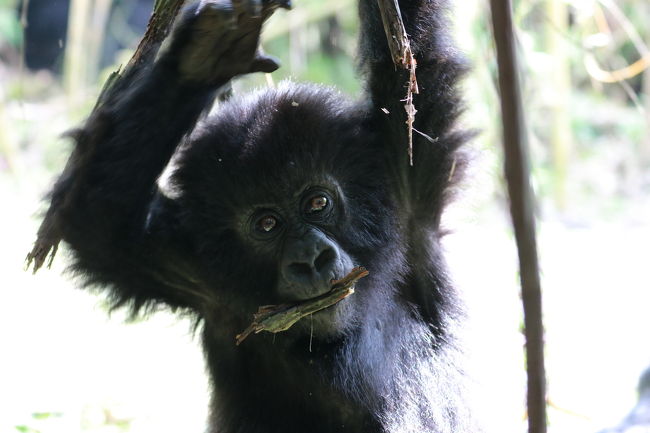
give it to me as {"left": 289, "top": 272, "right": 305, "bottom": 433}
{"left": 488, "top": 2, "right": 547, "bottom": 433}
{"left": 376, "top": 0, "right": 418, "bottom": 165}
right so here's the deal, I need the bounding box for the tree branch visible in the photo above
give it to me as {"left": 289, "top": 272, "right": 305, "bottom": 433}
{"left": 376, "top": 0, "right": 418, "bottom": 166}
{"left": 488, "top": 2, "right": 547, "bottom": 433}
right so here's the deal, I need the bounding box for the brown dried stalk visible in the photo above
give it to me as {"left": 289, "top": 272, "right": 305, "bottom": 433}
{"left": 376, "top": 0, "right": 419, "bottom": 165}
{"left": 235, "top": 267, "right": 369, "bottom": 345}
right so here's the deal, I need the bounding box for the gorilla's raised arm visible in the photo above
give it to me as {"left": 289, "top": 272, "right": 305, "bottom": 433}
{"left": 359, "top": 0, "right": 469, "bottom": 225}
{"left": 30, "top": 2, "right": 285, "bottom": 313}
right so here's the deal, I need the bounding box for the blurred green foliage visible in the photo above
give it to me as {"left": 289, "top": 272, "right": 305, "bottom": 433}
{"left": 0, "top": 0, "right": 648, "bottom": 217}
{"left": 0, "top": 0, "right": 21, "bottom": 47}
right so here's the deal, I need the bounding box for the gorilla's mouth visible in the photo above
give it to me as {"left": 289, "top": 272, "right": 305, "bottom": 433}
{"left": 235, "top": 267, "right": 368, "bottom": 344}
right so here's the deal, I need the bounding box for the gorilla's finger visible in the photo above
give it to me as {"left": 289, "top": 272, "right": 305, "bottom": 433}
{"left": 249, "top": 53, "right": 280, "bottom": 73}
{"left": 260, "top": 0, "right": 291, "bottom": 20}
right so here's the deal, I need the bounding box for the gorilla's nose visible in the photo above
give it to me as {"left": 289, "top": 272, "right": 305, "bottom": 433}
{"left": 281, "top": 231, "right": 340, "bottom": 295}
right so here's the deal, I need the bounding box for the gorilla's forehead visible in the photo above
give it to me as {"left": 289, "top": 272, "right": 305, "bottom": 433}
{"left": 176, "top": 83, "right": 372, "bottom": 213}
{"left": 215, "top": 82, "right": 360, "bottom": 156}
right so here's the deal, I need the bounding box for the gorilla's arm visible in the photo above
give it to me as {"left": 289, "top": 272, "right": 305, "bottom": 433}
{"left": 358, "top": 0, "right": 468, "bottom": 328}
{"left": 36, "top": 2, "right": 280, "bottom": 313}
{"left": 359, "top": 0, "right": 468, "bottom": 225}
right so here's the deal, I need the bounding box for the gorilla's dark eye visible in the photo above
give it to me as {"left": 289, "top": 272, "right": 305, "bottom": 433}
{"left": 308, "top": 196, "right": 328, "bottom": 213}
{"left": 256, "top": 215, "right": 278, "bottom": 233}
{"left": 250, "top": 210, "right": 284, "bottom": 240}
{"left": 302, "top": 191, "right": 334, "bottom": 222}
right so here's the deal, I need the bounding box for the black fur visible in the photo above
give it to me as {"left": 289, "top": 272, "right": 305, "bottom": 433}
{"left": 40, "top": 0, "right": 475, "bottom": 431}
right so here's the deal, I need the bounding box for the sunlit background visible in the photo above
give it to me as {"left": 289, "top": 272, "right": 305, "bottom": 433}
{"left": 1, "top": 0, "right": 649, "bottom": 432}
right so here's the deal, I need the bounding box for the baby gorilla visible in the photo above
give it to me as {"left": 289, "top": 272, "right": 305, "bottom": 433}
{"left": 30, "top": 0, "right": 476, "bottom": 432}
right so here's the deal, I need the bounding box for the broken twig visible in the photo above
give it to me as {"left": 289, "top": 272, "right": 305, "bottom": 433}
{"left": 235, "top": 267, "right": 369, "bottom": 345}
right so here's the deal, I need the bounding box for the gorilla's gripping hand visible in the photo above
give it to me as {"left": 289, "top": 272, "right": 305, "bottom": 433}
{"left": 165, "top": 0, "right": 289, "bottom": 84}
{"left": 27, "top": 0, "right": 286, "bottom": 312}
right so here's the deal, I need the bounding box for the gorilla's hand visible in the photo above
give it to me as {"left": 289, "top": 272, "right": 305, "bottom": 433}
{"left": 166, "top": 0, "right": 290, "bottom": 85}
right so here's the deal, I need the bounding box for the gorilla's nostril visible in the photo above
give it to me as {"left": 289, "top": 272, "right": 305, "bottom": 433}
{"left": 314, "top": 248, "right": 336, "bottom": 273}
{"left": 288, "top": 262, "right": 312, "bottom": 277}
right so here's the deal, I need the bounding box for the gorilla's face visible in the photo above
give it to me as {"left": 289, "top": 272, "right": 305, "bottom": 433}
{"left": 179, "top": 160, "right": 389, "bottom": 336}
{"left": 246, "top": 186, "right": 352, "bottom": 297}
{"left": 236, "top": 180, "right": 358, "bottom": 334}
